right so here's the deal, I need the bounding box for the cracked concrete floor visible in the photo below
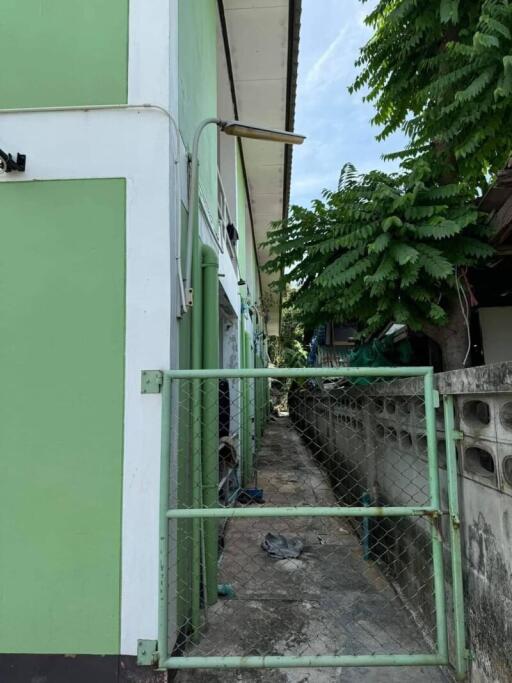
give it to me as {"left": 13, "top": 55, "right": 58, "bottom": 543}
{"left": 173, "top": 417, "right": 449, "bottom": 683}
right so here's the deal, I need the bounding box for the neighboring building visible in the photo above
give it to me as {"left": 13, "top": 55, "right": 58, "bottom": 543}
{"left": 0, "top": 2, "right": 300, "bottom": 681}
{"left": 307, "top": 323, "right": 356, "bottom": 367}
{"left": 476, "top": 161, "right": 512, "bottom": 364}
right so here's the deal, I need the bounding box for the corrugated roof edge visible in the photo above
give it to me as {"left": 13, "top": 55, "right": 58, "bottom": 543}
{"left": 283, "top": 0, "right": 302, "bottom": 222}
{"left": 279, "top": 0, "right": 302, "bottom": 336}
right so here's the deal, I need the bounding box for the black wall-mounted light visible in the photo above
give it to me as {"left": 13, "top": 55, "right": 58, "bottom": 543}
{"left": 0, "top": 149, "right": 26, "bottom": 173}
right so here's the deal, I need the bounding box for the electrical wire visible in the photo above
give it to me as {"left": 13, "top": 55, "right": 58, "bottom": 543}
{"left": 455, "top": 267, "right": 472, "bottom": 367}
{"left": 460, "top": 282, "right": 472, "bottom": 367}
{"left": 0, "top": 101, "right": 188, "bottom": 315}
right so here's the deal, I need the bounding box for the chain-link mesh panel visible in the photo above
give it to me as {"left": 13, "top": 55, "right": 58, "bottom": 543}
{"left": 165, "top": 373, "right": 442, "bottom": 666}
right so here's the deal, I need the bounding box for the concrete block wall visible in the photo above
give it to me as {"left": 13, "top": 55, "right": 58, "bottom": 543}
{"left": 291, "top": 362, "right": 512, "bottom": 682}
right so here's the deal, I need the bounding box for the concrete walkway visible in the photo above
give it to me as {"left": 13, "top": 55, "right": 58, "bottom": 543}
{"left": 174, "top": 417, "right": 448, "bottom": 682}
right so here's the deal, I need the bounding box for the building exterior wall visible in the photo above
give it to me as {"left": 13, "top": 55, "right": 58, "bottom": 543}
{"left": 0, "top": 1, "right": 129, "bottom": 107}
{"left": 479, "top": 306, "right": 512, "bottom": 364}
{"left": 236, "top": 149, "right": 247, "bottom": 283}
{"left": 0, "top": 0, "right": 177, "bottom": 666}
{"left": 0, "top": 0, "right": 278, "bottom": 677}
{"left": 178, "top": 0, "right": 218, "bottom": 221}
{"left": 0, "top": 180, "right": 126, "bottom": 655}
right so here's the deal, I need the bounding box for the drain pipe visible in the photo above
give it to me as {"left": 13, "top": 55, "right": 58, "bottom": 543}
{"left": 201, "top": 244, "right": 219, "bottom": 606}
{"left": 243, "top": 330, "right": 253, "bottom": 483}
{"left": 361, "top": 491, "right": 372, "bottom": 560}
{"left": 190, "top": 168, "right": 204, "bottom": 639}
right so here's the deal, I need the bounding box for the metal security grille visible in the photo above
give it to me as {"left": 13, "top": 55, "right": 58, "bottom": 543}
{"left": 156, "top": 368, "right": 466, "bottom": 679}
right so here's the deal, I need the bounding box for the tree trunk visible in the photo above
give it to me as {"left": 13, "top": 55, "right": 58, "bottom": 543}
{"left": 423, "top": 299, "right": 469, "bottom": 371}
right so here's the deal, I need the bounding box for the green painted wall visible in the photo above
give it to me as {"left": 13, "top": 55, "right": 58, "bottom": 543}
{"left": 236, "top": 150, "right": 247, "bottom": 282}
{"left": 236, "top": 149, "right": 260, "bottom": 304}
{"left": 0, "top": 1, "right": 129, "bottom": 108}
{"left": 247, "top": 246, "right": 258, "bottom": 304}
{"left": 178, "top": 0, "right": 218, "bottom": 219}
{"left": 0, "top": 179, "right": 126, "bottom": 654}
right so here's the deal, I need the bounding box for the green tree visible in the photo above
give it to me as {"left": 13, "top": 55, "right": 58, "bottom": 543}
{"left": 263, "top": 162, "right": 493, "bottom": 370}
{"left": 353, "top": 0, "right": 512, "bottom": 188}
{"left": 267, "top": 293, "right": 307, "bottom": 367}
{"left": 264, "top": 1, "right": 510, "bottom": 370}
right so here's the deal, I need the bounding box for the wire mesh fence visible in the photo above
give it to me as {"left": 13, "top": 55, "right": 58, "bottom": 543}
{"left": 161, "top": 369, "right": 450, "bottom": 671}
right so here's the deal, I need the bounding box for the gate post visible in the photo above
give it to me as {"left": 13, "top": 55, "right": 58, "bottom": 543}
{"left": 443, "top": 395, "right": 468, "bottom": 681}
{"left": 158, "top": 375, "right": 172, "bottom": 668}
{"left": 424, "top": 371, "right": 448, "bottom": 663}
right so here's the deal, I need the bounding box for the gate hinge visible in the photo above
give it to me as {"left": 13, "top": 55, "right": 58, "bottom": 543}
{"left": 433, "top": 390, "right": 440, "bottom": 408}
{"left": 187, "top": 288, "right": 194, "bottom": 307}
{"left": 452, "top": 430, "right": 464, "bottom": 441}
{"left": 141, "top": 370, "right": 164, "bottom": 394}
{"left": 451, "top": 513, "right": 461, "bottom": 528}
{"left": 137, "top": 639, "right": 159, "bottom": 666}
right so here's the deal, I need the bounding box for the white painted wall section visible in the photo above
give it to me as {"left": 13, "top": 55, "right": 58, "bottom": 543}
{"left": 0, "top": 106, "right": 172, "bottom": 655}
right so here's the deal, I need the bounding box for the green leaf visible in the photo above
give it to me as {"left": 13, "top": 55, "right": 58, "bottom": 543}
{"left": 381, "top": 215, "right": 403, "bottom": 231}
{"left": 368, "top": 233, "right": 391, "bottom": 254}
{"left": 440, "top": 0, "right": 459, "bottom": 24}
{"left": 429, "top": 303, "right": 447, "bottom": 324}
{"left": 401, "top": 261, "right": 421, "bottom": 287}
{"left": 390, "top": 243, "right": 420, "bottom": 265}
{"left": 365, "top": 254, "right": 397, "bottom": 283}
{"left": 473, "top": 32, "right": 500, "bottom": 50}
{"left": 417, "top": 219, "right": 462, "bottom": 239}
{"left": 417, "top": 245, "right": 453, "bottom": 279}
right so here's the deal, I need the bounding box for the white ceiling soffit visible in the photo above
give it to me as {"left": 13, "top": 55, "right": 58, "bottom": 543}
{"left": 222, "top": 0, "right": 296, "bottom": 335}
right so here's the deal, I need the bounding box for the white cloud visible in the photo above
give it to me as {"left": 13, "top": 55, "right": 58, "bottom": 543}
{"left": 290, "top": 0, "right": 407, "bottom": 208}
{"left": 302, "top": 3, "right": 370, "bottom": 94}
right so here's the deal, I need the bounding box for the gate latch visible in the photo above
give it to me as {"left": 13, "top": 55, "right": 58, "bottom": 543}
{"left": 137, "top": 639, "right": 158, "bottom": 666}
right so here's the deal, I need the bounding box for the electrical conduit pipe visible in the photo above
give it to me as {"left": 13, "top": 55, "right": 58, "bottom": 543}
{"left": 201, "top": 245, "right": 220, "bottom": 606}
{"left": 190, "top": 168, "right": 203, "bottom": 639}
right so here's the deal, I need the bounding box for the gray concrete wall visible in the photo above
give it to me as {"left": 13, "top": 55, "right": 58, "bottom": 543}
{"left": 290, "top": 362, "right": 512, "bottom": 682}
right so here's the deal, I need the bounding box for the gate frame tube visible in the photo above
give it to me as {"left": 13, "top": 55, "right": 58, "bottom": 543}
{"left": 443, "top": 395, "right": 468, "bottom": 680}
{"left": 424, "top": 371, "right": 448, "bottom": 662}
{"left": 159, "top": 366, "right": 455, "bottom": 671}
{"left": 164, "top": 653, "right": 446, "bottom": 670}
{"left": 158, "top": 375, "right": 172, "bottom": 668}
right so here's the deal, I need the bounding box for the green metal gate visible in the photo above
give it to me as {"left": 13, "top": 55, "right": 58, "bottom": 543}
{"left": 153, "top": 367, "right": 467, "bottom": 679}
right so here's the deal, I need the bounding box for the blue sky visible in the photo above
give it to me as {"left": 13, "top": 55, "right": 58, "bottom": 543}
{"left": 290, "top": 0, "right": 406, "bottom": 208}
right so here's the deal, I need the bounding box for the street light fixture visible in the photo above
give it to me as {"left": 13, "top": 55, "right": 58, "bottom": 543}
{"left": 220, "top": 120, "right": 305, "bottom": 146}
{"left": 184, "top": 117, "right": 305, "bottom": 312}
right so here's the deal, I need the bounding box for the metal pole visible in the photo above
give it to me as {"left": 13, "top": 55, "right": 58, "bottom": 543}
{"left": 158, "top": 376, "right": 172, "bottom": 667}
{"left": 164, "top": 653, "right": 446, "bottom": 670}
{"left": 201, "top": 245, "right": 219, "bottom": 607}
{"left": 190, "top": 200, "right": 203, "bottom": 640}
{"left": 244, "top": 331, "right": 253, "bottom": 481}
{"left": 186, "top": 118, "right": 223, "bottom": 638}
{"left": 361, "top": 492, "right": 372, "bottom": 560}
{"left": 184, "top": 117, "right": 220, "bottom": 298}
{"left": 443, "top": 395, "right": 468, "bottom": 680}
{"left": 164, "top": 366, "right": 432, "bottom": 380}
{"left": 167, "top": 506, "right": 438, "bottom": 519}
{"left": 424, "top": 371, "right": 448, "bottom": 661}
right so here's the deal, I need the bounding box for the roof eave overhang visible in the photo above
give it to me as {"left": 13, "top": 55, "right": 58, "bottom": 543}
{"left": 218, "top": 0, "right": 302, "bottom": 336}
